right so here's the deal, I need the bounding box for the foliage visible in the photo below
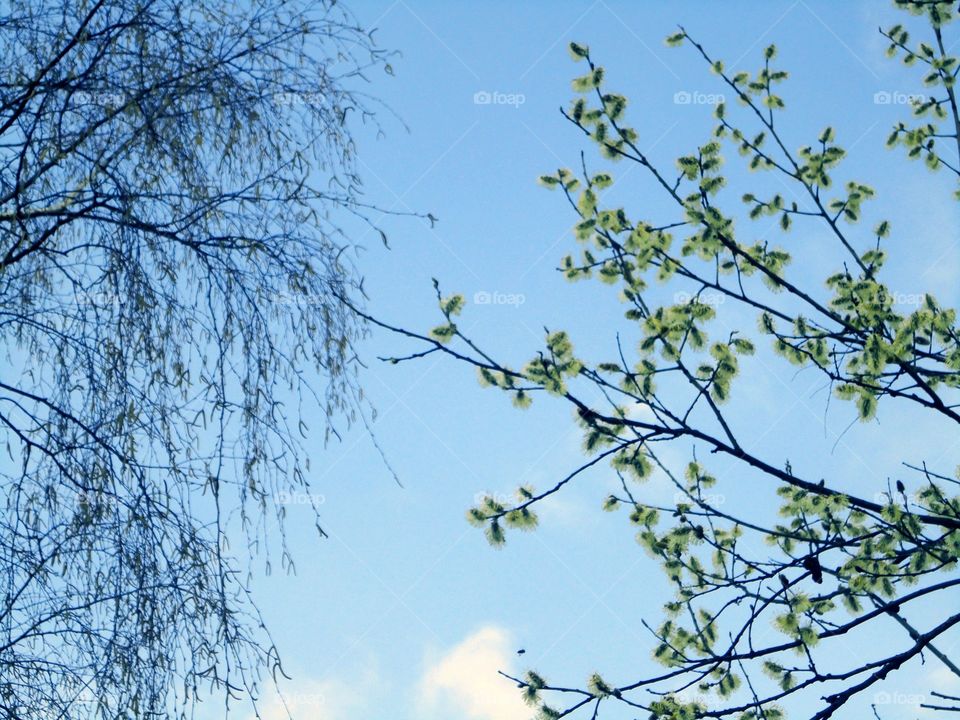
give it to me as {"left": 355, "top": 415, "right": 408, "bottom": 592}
{"left": 0, "top": 1, "right": 404, "bottom": 717}
{"left": 376, "top": 1, "right": 960, "bottom": 717}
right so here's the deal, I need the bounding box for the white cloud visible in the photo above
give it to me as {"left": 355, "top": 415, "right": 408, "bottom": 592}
{"left": 419, "top": 626, "right": 528, "bottom": 720}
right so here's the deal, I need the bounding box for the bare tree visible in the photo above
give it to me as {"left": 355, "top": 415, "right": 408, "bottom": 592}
{"left": 0, "top": 1, "right": 407, "bottom": 717}
{"left": 369, "top": 1, "right": 960, "bottom": 718}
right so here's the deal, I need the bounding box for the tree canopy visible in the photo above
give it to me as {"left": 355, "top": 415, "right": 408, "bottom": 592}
{"left": 373, "top": 1, "right": 960, "bottom": 718}
{"left": 0, "top": 0, "right": 398, "bottom": 717}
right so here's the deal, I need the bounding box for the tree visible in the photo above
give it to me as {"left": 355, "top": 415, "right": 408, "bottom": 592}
{"left": 0, "top": 1, "right": 403, "bottom": 717}
{"left": 369, "top": 1, "right": 960, "bottom": 718}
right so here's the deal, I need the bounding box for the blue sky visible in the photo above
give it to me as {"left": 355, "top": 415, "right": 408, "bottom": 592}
{"left": 228, "top": 3, "right": 960, "bottom": 719}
